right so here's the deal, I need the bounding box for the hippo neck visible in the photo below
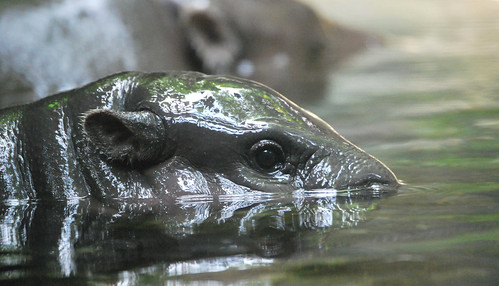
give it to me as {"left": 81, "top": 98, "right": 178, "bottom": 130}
{"left": 0, "top": 106, "right": 36, "bottom": 199}
{"left": 15, "top": 96, "right": 88, "bottom": 200}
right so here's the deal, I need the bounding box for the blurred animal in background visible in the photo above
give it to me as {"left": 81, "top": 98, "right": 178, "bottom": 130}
{"left": 0, "top": 0, "right": 378, "bottom": 108}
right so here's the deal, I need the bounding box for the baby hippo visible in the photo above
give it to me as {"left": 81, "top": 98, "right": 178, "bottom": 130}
{"left": 0, "top": 72, "right": 399, "bottom": 201}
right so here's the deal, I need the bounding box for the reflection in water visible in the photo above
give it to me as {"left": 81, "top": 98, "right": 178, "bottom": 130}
{"left": 0, "top": 190, "right": 387, "bottom": 281}
{"left": 165, "top": 255, "right": 274, "bottom": 276}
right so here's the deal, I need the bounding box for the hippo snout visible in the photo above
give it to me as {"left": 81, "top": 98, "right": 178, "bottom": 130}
{"left": 302, "top": 146, "right": 399, "bottom": 191}
{"left": 336, "top": 161, "right": 400, "bottom": 190}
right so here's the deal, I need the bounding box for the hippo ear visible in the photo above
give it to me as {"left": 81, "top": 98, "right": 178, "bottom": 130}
{"left": 83, "top": 110, "right": 170, "bottom": 167}
{"left": 179, "top": 3, "right": 241, "bottom": 73}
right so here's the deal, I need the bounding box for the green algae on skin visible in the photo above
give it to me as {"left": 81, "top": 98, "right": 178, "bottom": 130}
{"left": 148, "top": 76, "right": 222, "bottom": 96}
{"left": 144, "top": 75, "right": 307, "bottom": 128}
{"left": 0, "top": 109, "right": 23, "bottom": 125}
{"left": 47, "top": 97, "right": 69, "bottom": 109}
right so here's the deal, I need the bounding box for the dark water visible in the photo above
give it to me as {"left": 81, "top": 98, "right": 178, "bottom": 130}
{"left": 1, "top": 0, "right": 499, "bottom": 285}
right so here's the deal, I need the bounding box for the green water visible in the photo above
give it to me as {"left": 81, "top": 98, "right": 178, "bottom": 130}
{"left": 1, "top": 0, "right": 498, "bottom": 285}
{"left": 303, "top": 0, "right": 499, "bottom": 284}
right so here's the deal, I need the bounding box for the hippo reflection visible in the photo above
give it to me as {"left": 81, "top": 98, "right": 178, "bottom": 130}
{"left": 0, "top": 72, "right": 398, "bottom": 199}
{"left": 0, "top": 0, "right": 375, "bottom": 107}
{"left": 0, "top": 191, "right": 382, "bottom": 277}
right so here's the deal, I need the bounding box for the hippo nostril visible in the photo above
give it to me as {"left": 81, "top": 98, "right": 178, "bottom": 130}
{"left": 353, "top": 174, "right": 386, "bottom": 186}
{"left": 350, "top": 172, "right": 400, "bottom": 190}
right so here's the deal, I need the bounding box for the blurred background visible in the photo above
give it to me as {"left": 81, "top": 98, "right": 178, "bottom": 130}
{"left": 0, "top": 0, "right": 377, "bottom": 107}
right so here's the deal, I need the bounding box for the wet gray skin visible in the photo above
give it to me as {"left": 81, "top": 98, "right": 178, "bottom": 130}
{"left": 0, "top": 71, "right": 398, "bottom": 201}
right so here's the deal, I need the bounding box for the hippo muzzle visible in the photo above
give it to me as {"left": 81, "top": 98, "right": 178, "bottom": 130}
{"left": 0, "top": 71, "right": 399, "bottom": 200}
{"left": 301, "top": 146, "right": 397, "bottom": 190}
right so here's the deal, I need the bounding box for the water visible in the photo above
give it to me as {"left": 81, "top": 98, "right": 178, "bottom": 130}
{"left": 1, "top": 0, "right": 499, "bottom": 285}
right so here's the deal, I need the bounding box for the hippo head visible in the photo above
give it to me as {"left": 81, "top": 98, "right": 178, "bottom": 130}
{"left": 83, "top": 72, "right": 398, "bottom": 196}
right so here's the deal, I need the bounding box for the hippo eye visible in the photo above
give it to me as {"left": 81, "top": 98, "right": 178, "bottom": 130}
{"left": 250, "top": 140, "right": 285, "bottom": 173}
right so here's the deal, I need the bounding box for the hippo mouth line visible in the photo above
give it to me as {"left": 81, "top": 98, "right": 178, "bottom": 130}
{"left": 342, "top": 173, "right": 400, "bottom": 192}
